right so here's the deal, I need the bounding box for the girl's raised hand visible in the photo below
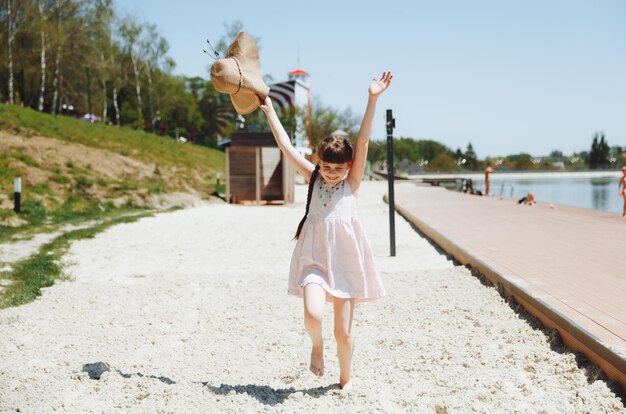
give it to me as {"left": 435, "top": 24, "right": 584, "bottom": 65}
{"left": 258, "top": 95, "right": 272, "bottom": 114}
{"left": 369, "top": 71, "right": 393, "bottom": 97}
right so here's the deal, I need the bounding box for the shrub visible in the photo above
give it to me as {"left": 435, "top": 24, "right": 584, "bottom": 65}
{"left": 75, "top": 176, "right": 93, "bottom": 189}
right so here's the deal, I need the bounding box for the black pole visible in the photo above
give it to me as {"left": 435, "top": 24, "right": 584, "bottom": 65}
{"left": 386, "top": 109, "right": 396, "bottom": 257}
{"left": 14, "top": 176, "right": 21, "bottom": 214}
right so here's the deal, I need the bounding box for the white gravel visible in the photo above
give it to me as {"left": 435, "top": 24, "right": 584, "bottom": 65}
{"left": 0, "top": 181, "right": 623, "bottom": 413}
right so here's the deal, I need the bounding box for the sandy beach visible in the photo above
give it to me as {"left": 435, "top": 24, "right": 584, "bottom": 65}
{"left": 0, "top": 181, "right": 624, "bottom": 413}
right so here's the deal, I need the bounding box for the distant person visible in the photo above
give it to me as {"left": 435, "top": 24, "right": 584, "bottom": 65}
{"left": 518, "top": 192, "right": 535, "bottom": 206}
{"left": 484, "top": 164, "right": 495, "bottom": 195}
{"left": 617, "top": 167, "right": 626, "bottom": 217}
{"left": 461, "top": 179, "right": 485, "bottom": 196}
{"left": 462, "top": 179, "right": 483, "bottom": 196}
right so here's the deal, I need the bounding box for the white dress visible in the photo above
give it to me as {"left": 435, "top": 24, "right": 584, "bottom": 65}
{"left": 287, "top": 176, "right": 386, "bottom": 302}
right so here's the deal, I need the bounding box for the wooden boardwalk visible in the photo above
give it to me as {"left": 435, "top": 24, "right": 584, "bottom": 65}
{"left": 392, "top": 183, "right": 626, "bottom": 390}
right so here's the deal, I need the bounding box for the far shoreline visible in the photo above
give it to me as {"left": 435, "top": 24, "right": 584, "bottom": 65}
{"left": 406, "top": 170, "right": 622, "bottom": 180}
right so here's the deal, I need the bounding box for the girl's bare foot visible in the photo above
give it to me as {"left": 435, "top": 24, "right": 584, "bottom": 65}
{"left": 309, "top": 344, "right": 324, "bottom": 377}
{"left": 340, "top": 380, "right": 353, "bottom": 394}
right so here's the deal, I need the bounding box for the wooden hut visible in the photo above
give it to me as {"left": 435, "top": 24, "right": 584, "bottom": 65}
{"left": 225, "top": 132, "right": 294, "bottom": 204}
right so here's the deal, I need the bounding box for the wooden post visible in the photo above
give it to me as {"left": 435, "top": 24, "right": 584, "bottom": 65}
{"left": 225, "top": 147, "right": 231, "bottom": 203}
{"left": 255, "top": 147, "right": 261, "bottom": 205}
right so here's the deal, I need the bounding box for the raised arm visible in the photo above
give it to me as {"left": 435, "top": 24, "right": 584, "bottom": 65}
{"left": 347, "top": 72, "right": 393, "bottom": 194}
{"left": 259, "top": 96, "right": 315, "bottom": 181}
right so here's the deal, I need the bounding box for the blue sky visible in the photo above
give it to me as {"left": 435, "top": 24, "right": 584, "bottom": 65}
{"left": 120, "top": 0, "right": 626, "bottom": 158}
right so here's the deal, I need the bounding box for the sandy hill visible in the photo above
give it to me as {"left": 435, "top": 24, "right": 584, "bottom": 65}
{"left": 0, "top": 104, "right": 225, "bottom": 228}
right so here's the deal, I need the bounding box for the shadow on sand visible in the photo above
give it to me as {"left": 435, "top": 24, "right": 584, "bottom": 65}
{"left": 81, "top": 362, "right": 176, "bottom": 385}
{"left": 81, "top": 363, "right": 339, "bottom": 406}
{"left": 203, "top": 382, "right": 340, "bottom": 406}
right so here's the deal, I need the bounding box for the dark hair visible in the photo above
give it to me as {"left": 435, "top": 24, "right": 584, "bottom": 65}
{"left": 294, "top": 136, "right": 354, "bottom": 239}
{"left": 316, "top": 135, "right": 354, "bottom": 164}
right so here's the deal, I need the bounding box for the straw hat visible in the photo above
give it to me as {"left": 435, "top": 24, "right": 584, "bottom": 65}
{"left": 210, "top": 32, "right": 269, "bottom": 115}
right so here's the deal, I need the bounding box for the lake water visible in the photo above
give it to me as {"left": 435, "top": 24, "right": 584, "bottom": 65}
{"left": 412, "top": 172, "right": 624, "bottom": 214}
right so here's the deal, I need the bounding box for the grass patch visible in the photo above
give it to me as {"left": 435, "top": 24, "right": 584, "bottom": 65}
{"left": 53, "top": 195, "right": 121, "bottom": 222}
{"left": 0, "top": 194, "right": 144, "bottom": 244}
{"left": 10, "top": 150, "right": 39, "bottom": 167}
{"left": 0, "top": 211, "right": 156, "bottom": 309}
{"left": 114, "top": 180, "right": 140, "bottom": 192}
{"left": 20, "top": 200, "right": 48, "bottom": 225}
{"left": 95, "top": 177, "right": 109, "bottom": 187}
{"left": 51, "top": 173, "right": 70, "bottom": 184}
{"left": 0, "top": 227, "right": 19, "bottom": 244}
{"left": 30, "top": 183, "right": 52, "bottom": 195}
{"left": 146, "top": 179, "right": 167, "bottom": 194}
{"left": 0, "top": 157, "right": 11, "bottom": 181}
{"left": 0, "top": 209, "right": 15, "bottom": 220}
{"left": 0, "top": 103, "right": 224, "bottom": 175}
{"left": 75, "top": 175, "right": 94, "bottom": 190}
{"left": 207, "top": 182, "right": 226, "bottom": 195}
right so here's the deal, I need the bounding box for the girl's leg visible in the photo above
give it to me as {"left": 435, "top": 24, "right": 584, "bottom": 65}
{"left": 303, "top": 283, "right": 326, "bottom": 377}
{"left": 333, "top": 297, "right": 357, "bottom": 388}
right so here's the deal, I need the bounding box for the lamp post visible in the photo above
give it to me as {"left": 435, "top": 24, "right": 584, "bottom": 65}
{"left": 14, "top": 176, "right": 21, "bottom": 214}
{"left": 386, "top": 109, "right": 396, "bottom": 257}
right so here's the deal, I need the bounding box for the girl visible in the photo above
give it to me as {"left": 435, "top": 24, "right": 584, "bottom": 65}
{"left": 259, "top": 71, "right": 392, "bottom": 391}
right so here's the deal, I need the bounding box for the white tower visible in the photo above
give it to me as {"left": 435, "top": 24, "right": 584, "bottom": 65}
{"left": 288, "top": 69, "right": 311, "bottom": 154}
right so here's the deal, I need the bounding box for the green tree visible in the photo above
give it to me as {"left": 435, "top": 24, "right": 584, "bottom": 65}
{"left": 118, "top": 17, "right": 144, "bottom": 128}
{"left": 549, "top": 150, "right": 564, "bottom": 160}
{"left": 506, "top": 153, "right": 534, "bottom": 170}
{"left": 214, "top": 21, "right": 246, "bottom": 56}
{"left": 589, "top": 132, "right": 610, "bottom": 169}
{"left": 425, "top": 153, "right": 459, "bottom": 172}
{"left": 393, "top": 137, "right": 418, "bottom": 163}
{"left": 308, "top": 97, "right": 358, "bottom": 149}
{"left": 464, "top": 142, "right": 478, "bottom": 170}
{"left": 142, "top": 23, "right": 173, "bottom": 132}
{"left": 365, "top": 136, "right": 454, "bottom": 167}
{"left": 415, "top": 139, "right": 453, "bottom": 162}
{"left": 367, "top": 140, "right": 386, "bottom": 165}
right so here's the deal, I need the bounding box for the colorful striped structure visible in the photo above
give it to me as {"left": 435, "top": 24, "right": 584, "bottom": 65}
{"left": 216, "top": 70, "right": 312, "bottom": 155}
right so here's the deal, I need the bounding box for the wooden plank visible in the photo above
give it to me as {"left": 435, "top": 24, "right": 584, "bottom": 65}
{"left": 231, "top": 132, "right": 277, "bottom": 147}
{"left": 282, "top": 152, "right": 288, "bottom": 203}
{"left": 260, "top": 147, "right": 282, "bottom": 198}
{"left": 227, "top": 144, "right": 294, "bottom": 204}
{"left": 392, "top": 183, "right": 626, "bottom": 392}
{"left": 225, "top": 147, "right": 230, "bottom": 203}
{"left": 255, "top": 147, "right": 261, "bottom": 205}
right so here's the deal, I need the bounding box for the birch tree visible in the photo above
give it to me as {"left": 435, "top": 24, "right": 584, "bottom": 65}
{"left": 37, "top": 0, "right": 47, "bottom": 111}
{"left": 50, "top": 0, "right": 62, "bottom": 114}
{"left": 107, "top": 2, "right": 120, "bottom": 125}
{"left": 119, "top": 17, "right": 144, "bottom": 127}
{"left": 5, "top": 0, "right": 17, "bottom": 104}
{"left": 142, "top": 23, "right": 173, "bottom": 132}
{"left": 91, "top": 0, "right": 116, "bottom": 124}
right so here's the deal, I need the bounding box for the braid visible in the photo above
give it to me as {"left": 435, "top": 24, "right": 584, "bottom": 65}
{"left": 294, "top": 164, "right": 320, "bottom": 240}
